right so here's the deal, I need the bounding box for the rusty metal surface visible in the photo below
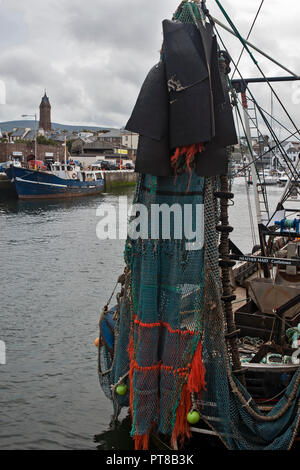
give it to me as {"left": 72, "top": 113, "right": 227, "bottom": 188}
{"left": 249, "top": 278, "right": 300, "bottom": 317}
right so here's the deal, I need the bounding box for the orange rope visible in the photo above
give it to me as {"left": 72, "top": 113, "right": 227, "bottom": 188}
{"left": 134, "top": 316, "right": 200, "bottom": 337}
{"left": 171, "top": 383, "right": 192, "bottom": 448}
{"left": 128, "top": 320, "right": 206, "bottom": 450}
{"left": 187, "top": 340, "right": 206, "bottom": 394}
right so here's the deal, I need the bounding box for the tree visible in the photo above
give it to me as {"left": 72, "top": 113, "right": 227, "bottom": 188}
{"left": 36, "top": 135, "right": 58, "bottom": 146}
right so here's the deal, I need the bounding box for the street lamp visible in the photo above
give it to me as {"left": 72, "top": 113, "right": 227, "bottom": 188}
{"left": 21, "top": 113, "right": 37, "bottom": 160}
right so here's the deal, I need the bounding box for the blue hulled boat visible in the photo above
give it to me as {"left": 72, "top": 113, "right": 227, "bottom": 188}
{"left": 6, "top": 162, "right": 105, "bottom": 199}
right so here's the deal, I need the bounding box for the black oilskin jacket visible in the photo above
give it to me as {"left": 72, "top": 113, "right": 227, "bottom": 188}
{"left": 125, "top": 19, "right": 237, "bottom": 177}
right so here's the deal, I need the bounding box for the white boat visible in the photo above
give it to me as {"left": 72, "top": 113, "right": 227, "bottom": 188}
{"left": 0, "top": 159, "right": 21, "bottom": 173}
{"left": 258, "top": 169, "right": 279, "bottom": 185}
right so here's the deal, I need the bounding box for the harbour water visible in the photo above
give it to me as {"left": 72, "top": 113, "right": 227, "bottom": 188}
{"left": 0, "top": 179, "right": 297, "bottom": 450}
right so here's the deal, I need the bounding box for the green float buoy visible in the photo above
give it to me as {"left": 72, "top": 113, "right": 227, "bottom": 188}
{"left": 116, "top": 384, "right": 128, "bottom": 396}
{"left": 187, "top": 410, "right": 200, "bottom": 425}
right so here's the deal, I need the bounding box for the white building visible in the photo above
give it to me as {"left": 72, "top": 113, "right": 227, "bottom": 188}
{"left": 122, "top": 131, "right": 139, "bottom": 150}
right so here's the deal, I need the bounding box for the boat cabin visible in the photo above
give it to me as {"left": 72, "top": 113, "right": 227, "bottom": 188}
{"left": 50, "top": 162, "right": 80, "bottom": 180}
{"left": 83, "top": 171, "right": 104, "bottom": 182}
{"left": 50, "top": 162, "right": 104, "bottom": 182}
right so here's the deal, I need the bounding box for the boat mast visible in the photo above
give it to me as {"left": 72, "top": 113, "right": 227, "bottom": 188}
{"left": 64, "top": 136, "right": 67, "bottom": 166}
{"left": 232, "top": 76, "right": 300, "bottom": 223}
{"left": 280, "top": 152, "right": 300, "bottom": 204}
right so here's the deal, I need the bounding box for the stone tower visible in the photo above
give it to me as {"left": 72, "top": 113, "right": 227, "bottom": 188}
{"left": 39, "top": 91, "right": 51, "bottom": 131}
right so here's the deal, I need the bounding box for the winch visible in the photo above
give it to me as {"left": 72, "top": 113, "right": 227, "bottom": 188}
{"left": 274, "top": 217, "right": 300, "bottom": 234}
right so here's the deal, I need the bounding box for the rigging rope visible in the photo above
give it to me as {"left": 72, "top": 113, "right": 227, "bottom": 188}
{"left": 231, "top": 129, "right": 300, "bottom": 179}
{"left": 213, "top": 23, "right": 300, "bottom": 187}
{"left": 234, "top": 104, "right": 258, "bottom": 246}
{"left": 214, "top": 0, "right": 300, "bottom": 142}
{"left": 231, "top": 0, "right": 265, "bottom": 80}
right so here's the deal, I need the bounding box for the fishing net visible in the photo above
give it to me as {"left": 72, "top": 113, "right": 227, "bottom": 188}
{"left": 99, "top": 171, "right": 206, "bottom": 448}
{"left": 98, "top": 1, "right": 300, "bottom": 450}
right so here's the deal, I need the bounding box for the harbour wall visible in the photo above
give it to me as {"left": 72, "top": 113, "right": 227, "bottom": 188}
{"left": 103, "top": 170, "right": 137, "bottom": 191}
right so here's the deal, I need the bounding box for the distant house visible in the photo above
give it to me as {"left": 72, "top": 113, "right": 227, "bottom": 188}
{"left": 23, "top": 130, "right": 36, "bottom": 141}
{"left": 72, "top": 139, "right": 118, "bottom": 158}
{"left": 70, "top": 137, "right": 135, "bottom": 165}
{"left": 122, "top": 131, "right": 139, "bottom": 150}
{"left": 97, "top": 130, "right": 123, "bottom": 146}
{"left": 282, "top": 141, "right": 300, "bottom": 152}
{"left": 49, "top": 133, "right": 78, "bottom": 143}
{"left": 286, "top": 147, "right": 299, "bottom": 163}
{"left": 10, "top": 128, "right": 31, "bottom": 141}
{"left": 78, "top": 131, "right": 94, "bottom": 139}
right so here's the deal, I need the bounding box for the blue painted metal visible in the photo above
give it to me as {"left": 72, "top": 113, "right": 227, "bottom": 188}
{"left": 100, "top": 306, "right": 117, "bottom": 352}
{"left": 275, "top": 218, "right": 300, "bottom": 233}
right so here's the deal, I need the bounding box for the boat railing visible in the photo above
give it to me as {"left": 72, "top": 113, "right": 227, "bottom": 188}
{"left": 103, "top": 169, "right": 135, "bottom": 173}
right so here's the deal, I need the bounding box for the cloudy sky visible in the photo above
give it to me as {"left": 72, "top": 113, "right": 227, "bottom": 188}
{"left": 0, "top": 0, "right": 300, "bottom": 133}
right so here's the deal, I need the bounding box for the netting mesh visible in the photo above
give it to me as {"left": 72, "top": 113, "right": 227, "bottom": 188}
{"left": 128, "top": 173, "right": 205, "bottom": 442}
{"left": 98, "top": 1, "right": 300, "bottom": 450}
{"left": 99, "top": 170, "right": 300, "bottom": 450}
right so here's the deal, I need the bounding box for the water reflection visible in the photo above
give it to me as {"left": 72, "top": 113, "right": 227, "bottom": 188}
{"left": 0, "top": 185, "right": 135, "bottom": 215}
{"left": 94, "top": 415, "right": 135, "bottom": 451}
{"left": 0, "top": 185, "right": 135, "bottom": 450}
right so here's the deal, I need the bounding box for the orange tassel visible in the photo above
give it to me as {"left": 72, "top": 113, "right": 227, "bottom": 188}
{"left": 171, "top": 143, "right": 205, "bottom": 192}
{"left": 134, "top": 433, "right": 150, "bottom": 451}
{"left": 171, "top": 383, "right": 192, "bottom": 448}
{"left": 171, "top": 143, "right": 205, "bottom": 170}
{"left": 170, "top": 147, "right": 182, "bottom": 168}
{"left": 187, "top": 340, "right": 206, "bottom": 395}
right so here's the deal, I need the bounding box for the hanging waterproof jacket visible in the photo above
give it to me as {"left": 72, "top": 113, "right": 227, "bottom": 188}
{"left": 125, "top": 19, "right": 237, "bottom": 177}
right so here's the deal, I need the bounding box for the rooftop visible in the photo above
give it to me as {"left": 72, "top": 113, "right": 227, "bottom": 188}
{"left": 99, "top": 130, "right": 123, "bottom": 138}
{"left": 11, "top": 128, "right": 27, "bottom": 137}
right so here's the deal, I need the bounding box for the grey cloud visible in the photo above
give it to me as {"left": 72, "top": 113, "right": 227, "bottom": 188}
{"left": 0, "top": 0, "right": 300, "bottom": 131}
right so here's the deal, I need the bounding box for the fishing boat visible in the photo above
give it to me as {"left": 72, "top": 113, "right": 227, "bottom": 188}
{"left": 5, "top": 162, "right": 105, "bottom": 199}
{"left": 258, "top": 169, "right": 279, "bottom": 185}
{"left": 0, "top": 159, "right": 21, "bottom": 173}
{"left": 278, "top": 175, "right": 299, "bottom": 187}
{"left": 5, "top": 137, "right": 104, "bottom": 199}
{"left": 95, "top": 0, "right": 300, "bottom": 451}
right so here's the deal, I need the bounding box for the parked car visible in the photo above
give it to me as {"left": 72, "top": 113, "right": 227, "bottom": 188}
{"left": 108, "top": 163, "right": 119, "bottom": 171}
{"left": 125, "top": 162, "right": 135, "bottom": 170}
{"left": 91, "top": 161, "right": 110, "bottom": 170}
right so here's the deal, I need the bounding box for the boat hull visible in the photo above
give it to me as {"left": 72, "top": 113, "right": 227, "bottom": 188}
{"left": 6, "top": 166, "right": 104, "bottom": 199}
